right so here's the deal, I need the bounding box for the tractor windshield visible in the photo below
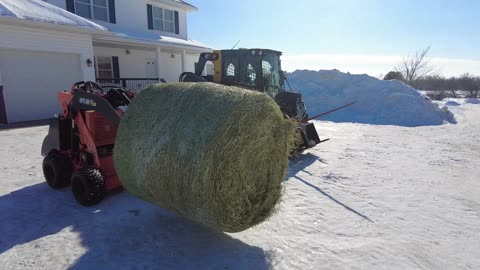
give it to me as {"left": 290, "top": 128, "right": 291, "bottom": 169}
{"left": 219, "top": 50, "right": 283, "bottom": 97}
{"left": 262, "top": 52, "right": 281, "bottom": 97}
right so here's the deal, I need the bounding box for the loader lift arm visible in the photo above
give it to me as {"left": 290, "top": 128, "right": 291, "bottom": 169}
{"left": 70, "top": 91, "right": 122, "bottom": 127}
{"left": 41, "top": 82, "right": 132, "bottom": 156}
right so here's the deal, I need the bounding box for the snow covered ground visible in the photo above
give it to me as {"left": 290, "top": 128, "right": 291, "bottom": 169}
{"left": 1, "top": 101, "right": 479, "bottom": 269}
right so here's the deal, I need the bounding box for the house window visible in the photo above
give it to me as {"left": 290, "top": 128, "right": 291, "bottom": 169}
{"left": 95, "top": 56, "right": 113, "bottom": 78}
{"left": 152, "top": 7, "right": 176, "bottom": 33}
{"left": 75, "top": 0, "right": 109, "bottom": 22}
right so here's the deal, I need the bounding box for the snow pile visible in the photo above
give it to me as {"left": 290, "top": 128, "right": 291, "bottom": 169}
{"left": 287, "top": 69, "right": 456, "bottom": 126}
{"left": 465, "top": 98, "right": 480, "bottom": 104}
{"left": 0, "top": 6, "right": 4, "bottom": 14}
{"left": 0, "top": 0, "right": 106, "bottom": 30}
{"left": 445, "top": 101, "right": 461, "bottom": 106}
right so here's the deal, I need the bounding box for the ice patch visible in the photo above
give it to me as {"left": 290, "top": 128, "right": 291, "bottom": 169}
{"left": 287, "top": 69, "right": 456, "bottom": 127}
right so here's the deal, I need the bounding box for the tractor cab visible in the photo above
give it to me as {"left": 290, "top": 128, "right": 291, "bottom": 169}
{"left": 181, "top": 49, "right": 309, "bottom": 122}
{"left": 200, "top": 49, "right": 283, "bottom": 98}
{"left": 180, "top": 48, "right": 322, "bottom": 151}
{"left": 185, "top": 49, "right": 283, "bottom": 98}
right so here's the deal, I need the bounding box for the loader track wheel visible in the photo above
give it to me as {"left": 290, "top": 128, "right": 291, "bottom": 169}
{"left": 42, "top": 152, "right": 72, "bottom": 189}
{"left": 71, "top": 168, "right": 105, "bottom": 206}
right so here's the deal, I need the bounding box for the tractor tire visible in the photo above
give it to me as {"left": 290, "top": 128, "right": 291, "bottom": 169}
{"left": 42, "top": 152, "right": 72, "bottom": 189}
{"left": 71, "top": 168, "right": 105, "bottom": 206}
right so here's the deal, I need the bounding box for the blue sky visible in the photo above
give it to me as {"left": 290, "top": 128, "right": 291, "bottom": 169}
{"left": 186, "top": 0, "right": 479, "bottom": 76}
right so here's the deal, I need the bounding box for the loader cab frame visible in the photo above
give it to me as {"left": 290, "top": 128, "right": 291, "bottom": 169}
{"left": 194, "top": 49, "right": 285, "bottom": 98}
{"left": 182, "top": 48, "right": 322, "bottom": 150}
{"left": 187, "top": 48, "right": 310, "bottom": 122}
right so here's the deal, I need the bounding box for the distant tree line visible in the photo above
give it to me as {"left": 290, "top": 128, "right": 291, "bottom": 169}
{"left": 411, "top": 73, "right": 480, "bottom": 100}
{"left": 384, "top": 72, "right": 480, "bottom": 100}
{"left": 383, "top": 47, "right": 480, "bottom": 100}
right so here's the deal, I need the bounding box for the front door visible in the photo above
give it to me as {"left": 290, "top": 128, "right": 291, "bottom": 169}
{"left": 145, "top": 58, "right": 157, "bottom": 78}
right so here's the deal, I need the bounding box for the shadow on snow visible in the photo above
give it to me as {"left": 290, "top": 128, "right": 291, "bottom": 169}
{"left": 288, "top": 152, "right": 373, "bottom": 222}
{"left": 0, "top": 183, "right": 271, "bottom": 270}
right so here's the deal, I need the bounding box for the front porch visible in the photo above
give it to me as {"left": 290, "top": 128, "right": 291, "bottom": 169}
{"left": 96, "top": 78, "right": 162, "bottom": 91}
{"left": 92, "top": 41, "right": 209, "bottom": 90}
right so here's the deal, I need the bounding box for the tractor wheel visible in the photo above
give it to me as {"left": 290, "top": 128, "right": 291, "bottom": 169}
{"left": 71, "top": 168, "right": 105, "bottom": 206}
{"left": 42, "top": 152, "right": 72, "bottom": 189}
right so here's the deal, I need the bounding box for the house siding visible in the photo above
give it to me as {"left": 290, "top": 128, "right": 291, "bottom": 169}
{"left": 159, "top": 51, "right": 183, "bottom": 82}
{"left": 93, "top": 46, "right": 200, "bottom": 82}
{"left": 45, "top": 0, "right": 189, "bottom": 40}
{"left": 115, "top": 0, "right": 188, "bottom": 39}
{"left": 93, "top": 46, "right": 156, "bottom": 78}
{"left": 0, "top": 24, "right": 95, "bottom": 81}
{"left": 157, "top": 50, "right": 200, "bottom": 82}
{"left": 184, "top": 54, "right": 199, "bottom": 73}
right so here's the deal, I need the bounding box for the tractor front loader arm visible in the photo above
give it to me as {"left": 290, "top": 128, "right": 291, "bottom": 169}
{"left": 70, "top": 91, "right": 122, "bottom": 127}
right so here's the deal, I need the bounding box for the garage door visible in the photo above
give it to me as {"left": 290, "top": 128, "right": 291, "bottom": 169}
{"left": 0, "top": 50, "right": 82, "bottom": 123}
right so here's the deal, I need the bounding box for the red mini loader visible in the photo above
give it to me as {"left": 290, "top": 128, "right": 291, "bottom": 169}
{"left": 41, "top": 81, "right": 135, "bottom": 206}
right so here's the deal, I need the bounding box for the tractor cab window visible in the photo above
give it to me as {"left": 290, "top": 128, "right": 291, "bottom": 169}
{"left": 246, "top": 64, "right": 256, "bottom": 87}
{"left": 235, "top": 62, "right": 257, "bottom": 88}
{"left": 195, "top": 61, "right": 215, "bottom": 76}
{"left": 262, "top": 53, "right": 281, "bottom": 97}
{"left": 226, "top": 63, "right": 235, "bottom": 76}
{"left": 223, "top": 63, "right": 237, "bottom": 85}
{"left": 206, "top": 63, "right": 214, "bottom": 75}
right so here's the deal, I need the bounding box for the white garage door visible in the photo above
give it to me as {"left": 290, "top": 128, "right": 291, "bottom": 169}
{"left": 0, "top": 49, "right": 82, "bottom": 123}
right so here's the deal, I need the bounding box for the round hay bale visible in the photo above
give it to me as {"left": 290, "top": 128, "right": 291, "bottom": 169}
{"left": 114, "top": 82, "right": 295, "bottom": 232}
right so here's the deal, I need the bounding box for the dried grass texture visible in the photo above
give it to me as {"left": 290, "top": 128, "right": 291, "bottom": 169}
{"left": 114, "top": 83, "right": 294, "bottom": 232}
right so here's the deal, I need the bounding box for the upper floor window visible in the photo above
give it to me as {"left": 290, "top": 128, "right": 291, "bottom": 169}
{"left": 152, "top": 7, "right": 176, "bottom": 33}
{"left": 75, "top": 0, "right": 109, "bottom": 22}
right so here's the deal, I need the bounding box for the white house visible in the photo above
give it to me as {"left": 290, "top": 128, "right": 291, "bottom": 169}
{"left": 0, "top": 0, "right": 211, "bottom": 123}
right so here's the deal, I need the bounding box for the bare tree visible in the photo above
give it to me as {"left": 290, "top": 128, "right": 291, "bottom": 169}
{"left": 445, "top": 77, "right": 459, "bottom": 98}
{"left": 383, "top": 71, "right": 404, "bottom": 81}
{"left": 459, "top": 73, "right": 479, "bottom": 98}
{"left": 396, "top": 46, "right": 435, "bottom": 84}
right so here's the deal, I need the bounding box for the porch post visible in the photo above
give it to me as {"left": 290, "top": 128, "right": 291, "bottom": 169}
{"left": 85, "top": 36, "right": 96, "bottom": 81}
{"left": 156, "top": 47, "right": 162, "bottom": 79}
{"left": 181, "top": 49, "right": 187, "bottom": 72}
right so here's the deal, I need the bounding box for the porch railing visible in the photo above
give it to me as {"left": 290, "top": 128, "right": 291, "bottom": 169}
{"left": 96, "top": 78, "right": 162, "bottom": 92}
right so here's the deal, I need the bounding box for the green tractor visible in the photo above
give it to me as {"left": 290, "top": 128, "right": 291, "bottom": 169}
{"left": 180, "top": 48, "right": 324, "bottom": 151}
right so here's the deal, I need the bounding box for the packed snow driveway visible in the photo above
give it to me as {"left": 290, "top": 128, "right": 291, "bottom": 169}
{"left": 0, "top": 103, "right": 479, "bottom": 270}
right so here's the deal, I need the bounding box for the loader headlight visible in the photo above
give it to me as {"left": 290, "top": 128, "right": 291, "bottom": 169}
{"left": 81, "top": 152, "right": 88, "bottom": 164}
